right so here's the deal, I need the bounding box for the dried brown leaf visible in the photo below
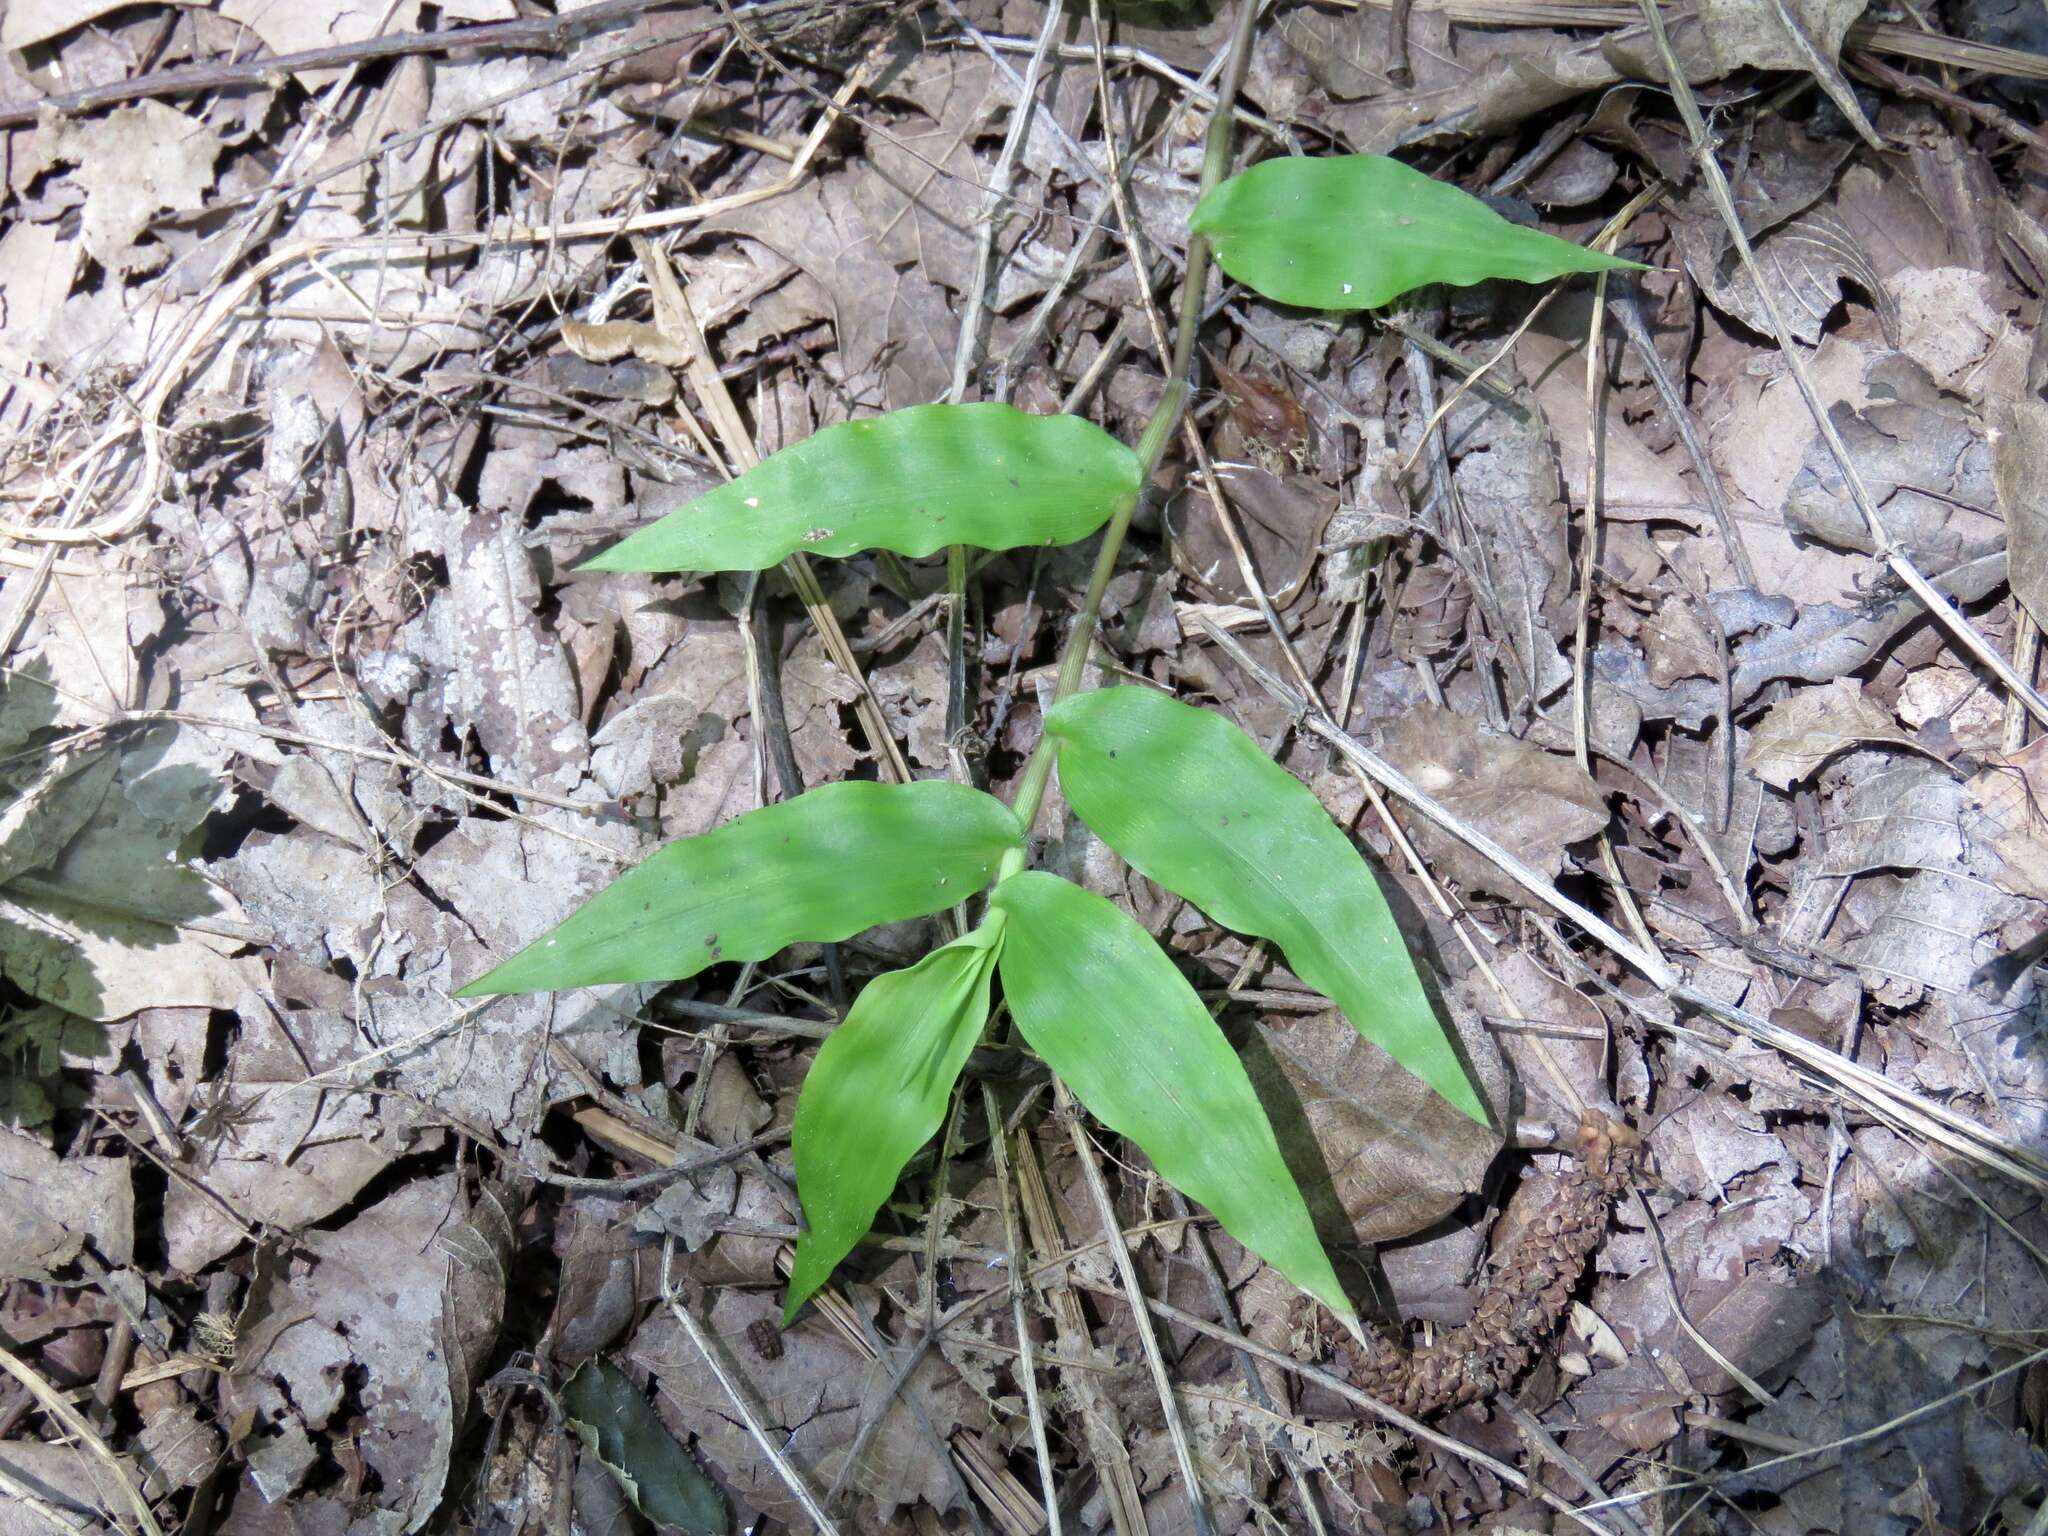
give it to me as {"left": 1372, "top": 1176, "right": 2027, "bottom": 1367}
{"left": 1245, "top": 1007, "right": 1506, "bottom": 1245}
{"left": 0, "top": 1130, "right": 132, "bottom": 1281}
{"left": 1378, "top": 705, "right": 1609, "bottom": 890}
{"left": 1994, "top": 396, "right": 2048, "bottom": 631}
{"left": 1744, "top": 677, "right": 1914, "bottom": 789}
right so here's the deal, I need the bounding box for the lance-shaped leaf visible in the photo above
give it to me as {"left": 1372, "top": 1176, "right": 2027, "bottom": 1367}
{"left": 584, "top": 402, "right": 1143, "bottom": 574}
{"left": 1189, "top": 153, "right": 1642, "bottom": 312}
{"left": 987, "top": 871, "right": 1354, "bottom": 1323}
{"left": 786, "top": 920, "right": 1003, "bottom": 1322}
{"left": 456, "top": 780, "right": 1020, "bottom": 995}
{"left": 562, "top": 1357, "right": 727, "bottom": 1536}
{"left": 1046, "top": 687, "right": 1487, "bottom": 1124}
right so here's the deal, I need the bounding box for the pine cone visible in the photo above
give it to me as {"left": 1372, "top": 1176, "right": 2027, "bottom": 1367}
{"left": 1334, "top": 1111, "right": 1641, "bottom": 1417}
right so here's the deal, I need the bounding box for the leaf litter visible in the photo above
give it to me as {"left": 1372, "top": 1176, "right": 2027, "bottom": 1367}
{"left": 2, "top": 0, "right": 2047, "bottom": 1532}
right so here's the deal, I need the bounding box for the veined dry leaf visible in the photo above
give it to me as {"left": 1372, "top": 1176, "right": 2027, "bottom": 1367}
{"left": 1244, "top": 1008, "right": 1504, "bottom": 1246}
{"left": 33, "top": 103, "right": 221, "bottom": 274}
{"left": 1641, "top": 600, "right": 1720, "bottom": 688}
{"left": 163, "top": 1005, "right": 394, "bottom": 1273}
{"left": 1744, "top": 678, "right": 1914, "bottom": 789}
{"left": 225, "top": 1175, "right": 468, "bottom": 1533}
{"left": 630, "top": 1289, "right": 992, "bottom": 1520}
{"left": 3, "top": 0, "right": 140, "bottom": 47}
{"left": 1994, "top": 397, "right": 2048, "bottom": 632}
{"left": 1520, "top": 327, "right": 1700, "bottom": 522}
{"left": 1966, "top": 737, "right": 2048, "bottom": 901}
{"left": 1693, "top": 0, "right": 1878, "bottom": 143}
{"left": 0, "top": 1131, "right": 132, "bottom": 1282}
{"left": 218, "top": 0, "right": 423, "bottom": 83}
{"left": 1680, "top": 207, "right": 1895, "bottom": 350}
{"left": 1377, "top": 706, "right": 1608, "bottom": 893}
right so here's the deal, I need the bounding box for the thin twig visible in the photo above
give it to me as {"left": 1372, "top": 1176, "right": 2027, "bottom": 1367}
{"left": 0, "top": 1342, "right": 164, "bottom": 1536}
{"left": 1197, "top": 614, "right": 2048, "bottom": 1188}
{"left": 658, "top": 1240, "right": 843, "bottom": 1536}
{"left": 982, "top": 1084, "right": 1062, "bottom": 1536}
{"left": 1112, "top": 1295, "right": 1626, "bottom": 1536}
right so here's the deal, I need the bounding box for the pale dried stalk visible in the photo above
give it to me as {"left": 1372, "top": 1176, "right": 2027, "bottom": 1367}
{"left": 1572, "top": 257, "right": 1662, "bottom": 965}
{"left": 981, "top": 1084, "right": 1062, "bottom": 1536}
{"left": 0, "top": 1342, "right": 162, "bottom": 1536}
{"left": 1012, "top": 1125, "right": 1148, "bottom": 1533}
{"left": 1061, "top": 1085, "right": 1216, "bottom": 1536}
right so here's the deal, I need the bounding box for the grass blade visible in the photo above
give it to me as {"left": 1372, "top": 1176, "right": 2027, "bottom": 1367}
{"left": 456, "top": 781, "right": 1020, "bottom": 995}
{"left": 987, "top": 871, "right": 1355, "bottom": 1323}
{"left": 786, "top": 921, "right": 1003, "bottom": 1320}
{"left": 584, "top": 403, "right": 1143, "bottom": 574}
{"left": 1048, "top": 687, "right": 1487, "bottom": 1123}
{"left": 1189, "top": 153, "right": 1642, "bottom": 312}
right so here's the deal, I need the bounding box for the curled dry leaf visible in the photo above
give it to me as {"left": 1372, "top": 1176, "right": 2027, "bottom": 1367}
{"left": 1744, "top": 677, "right": 1916, "bottom": 789}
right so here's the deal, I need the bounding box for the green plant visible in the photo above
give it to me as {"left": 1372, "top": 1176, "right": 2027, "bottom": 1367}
{"left": 460, "top": 143, "right": 1630, "bottom": 1328}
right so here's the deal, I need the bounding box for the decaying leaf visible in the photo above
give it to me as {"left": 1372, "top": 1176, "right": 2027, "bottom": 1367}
{"left": 0, "top": 1130, "right": 132, "bottom": 1281}
{"left": 1244, "top": 1008, "right": 1505, "bottom": 1246}
{"left": 219, "top": 1174, "right": 489, "bottom": 1533}
{"left": 631, "top": 1289, "right": 994, "bottom": 1521}
{"left": 1994, "top": 396, "right": 2048, "bottom": 631}
{"left": 1377, "top": 706, "right": 1609, "bottom": 892}
{"left": 31, "top": 103, "right": 221, "bottom": 274}
{"left": 562, "top": 1357, "right": 727, "bottom": 1536}
{"left": 1744, "top": 678, "right": 1916, "bottom": 789}
{"left": 1966, "top": 738, "right": 2048, "bottom": 902}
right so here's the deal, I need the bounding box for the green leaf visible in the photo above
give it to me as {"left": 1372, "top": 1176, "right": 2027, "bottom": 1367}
{"left": 456, "top": 780, "right": 1021, "bottom": 996}
{"left": 786, "top": 920, "right": 1003, "bottom": 1322}
{"left": 562, "top": 1357, "right": 727, "bottom": 1536}
{"left": 1047, "top": 687, "right": 1487, "bottom": 1124}
{"left": 1188, "top": 153, "right": 1643, "bottom": 312}
{"left": 986, "top": 871, "right": 1354, "bottom": 1322}
{"left": 583, "top": 403, "right": 1143, "bottom": 574}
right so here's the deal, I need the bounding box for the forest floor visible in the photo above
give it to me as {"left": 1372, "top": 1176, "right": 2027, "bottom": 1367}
{"left": 3, "top": 0, "right": 2048, "bottom": 1532}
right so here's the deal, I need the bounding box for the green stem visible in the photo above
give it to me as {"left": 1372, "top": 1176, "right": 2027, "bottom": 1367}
{"left": 999, "top": 384, "right": 1185, "bottom": 875}
{"left": 996, "top": 0, "right": 1263, "bottom": 882}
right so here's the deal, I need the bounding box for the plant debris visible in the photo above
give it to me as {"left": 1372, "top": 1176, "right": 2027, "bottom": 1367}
{"left": 3, "top": 0, "right": 2047, "bottom": 1531}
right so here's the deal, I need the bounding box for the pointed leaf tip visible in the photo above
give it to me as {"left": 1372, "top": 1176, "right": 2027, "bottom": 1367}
{"left": 457, "top": 779, "right": 1021, "bottom": 996}
{"left": 785, "top": 921, "right": 1004, "bottom": 1322}
{"left": 1046, "top": 687, "right": 1489, "bottom": 1124}
{"left": 988, "top": 870, "right": 1354, "bottom": 1320}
